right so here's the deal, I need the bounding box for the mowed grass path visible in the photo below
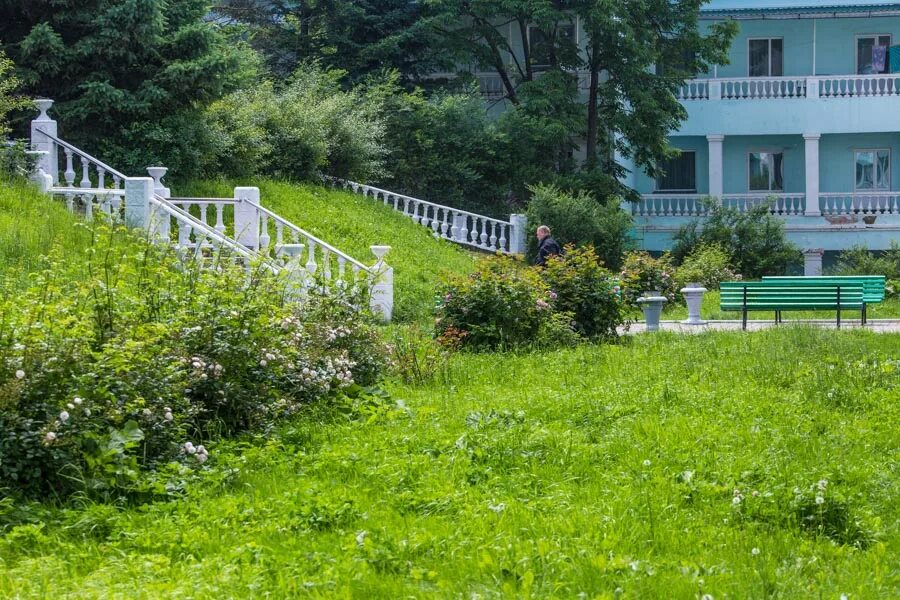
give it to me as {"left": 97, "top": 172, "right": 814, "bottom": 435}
{"left": 2, "top": 329, "right": 897, "bottom": 598}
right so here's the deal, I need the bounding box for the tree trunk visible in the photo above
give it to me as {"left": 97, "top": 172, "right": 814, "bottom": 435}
{"left": 517, "top": 17, "right": 533, "bottom": 82}
{"left": 585, "top": 67, "right": 600, "bottom": 168}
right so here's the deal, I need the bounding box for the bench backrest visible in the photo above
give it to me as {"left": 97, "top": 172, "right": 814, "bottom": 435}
{"left": 720, "top": 281, "right": 865, "bottom": 310}
{"left": 761, "top": 276, "right": 886, "bottom": 303}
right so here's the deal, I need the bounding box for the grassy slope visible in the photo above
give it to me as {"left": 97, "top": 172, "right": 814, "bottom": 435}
{"left": 1, "top": 329, "right": 897, "bottom": 598}
{"left": 0, "top": 181, "right": 94, "bottom": 287}
{"left": 180, "top": 180, "right": 477, "bottom": 323}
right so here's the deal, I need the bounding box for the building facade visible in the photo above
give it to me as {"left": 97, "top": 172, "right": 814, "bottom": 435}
{"left": 627, "top": 0, "right": 900, "bottom": 264}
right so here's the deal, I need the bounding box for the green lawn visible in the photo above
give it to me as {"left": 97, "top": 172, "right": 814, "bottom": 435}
{"left": 2, "top": 328, "right": 897, "bottom": 598}
{"left": 179, "top": 179, "right": 477, "bottom": 323}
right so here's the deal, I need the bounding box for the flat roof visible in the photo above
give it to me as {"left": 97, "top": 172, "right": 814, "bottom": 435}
{"left": 701, "top": 0, "right": 900, "bottom": 18}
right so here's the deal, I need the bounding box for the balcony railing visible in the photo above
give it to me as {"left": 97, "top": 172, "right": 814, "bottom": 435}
{"left": 819, "top": 192, "right": 900, "bottom": 215}
{"left": 676, "top": 74, "right": 900, "bottom": 101}
{"left": 633, "top": 193, "right": 805, "bottom": 216}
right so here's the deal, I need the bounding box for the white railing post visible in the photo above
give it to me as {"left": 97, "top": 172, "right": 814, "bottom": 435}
{"left": 31, "top": 99, "right": 58, "bottom": 184}
{"left": 369, "top": 245, "right": 393, "bottom": 322}
{"left": 234, "top": 186, "right": 261, "bottom": 250}
{"left": 147, "top": 166, "right": 171, "bottom": 239}
{"left": 124, "top": 177, "right": 153, "bottom": 230}
{"left": 509, "top": 214, "right": 528, "bottom": 255}
{"left": 803, "top": 248, "right": 824, "bottom": 276}
{"left": 807, "top": 77, "right": 820, "bottom": 99}
{"left": 709, "top": 80, "right": 722, "bottom": 100}
{"left": 707, "top": 134, "right": 725, "bottom": 201}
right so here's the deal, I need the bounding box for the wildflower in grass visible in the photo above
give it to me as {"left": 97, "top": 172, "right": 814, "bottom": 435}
{"left": 815, "top": 495, "right": 825, "bottom": 505}
{"left": 73, "top": 397, "right": 82, "bottom": 405}
{"left": 818, "top": 479, "right": 828, "bottom": 491}
{"left": 701, "top": 595, "right": 714, "bottom": 600}
{"left": 142, "top": 408, "right": 152, "bottom": 417}
{"left": 15, "top": 369, "right": 25, "bottom": 379}
{"left": 260, "top": 359, "right": 268, "bottom": 367}
{"left": 183, "top": 442, "right": 196, "bottom": 455}
{"left": 164, "top": 411, "right": 173, "bottom": 422}
{"left": 66, "top": 403, "right": 75, "bottom": 410}
{"left": 84, "top": 408, "right": 91, "bottom": 416}
{"left": 751, "top": 547, "right": 760, "bottom": 556}
{"left": 59, "top": 410, "right": 69, "bottom": 423}
{"left": 488, "top": 503, "right": 506, "bottom": 513}
{"left": 356, "top": 530, "right": 368, "bottom": 547}
{"left": 44, "top": 432, "right": 56, "bottom": 443}
{"left": 643, "top": 459, "right": 651, "bottom": 467}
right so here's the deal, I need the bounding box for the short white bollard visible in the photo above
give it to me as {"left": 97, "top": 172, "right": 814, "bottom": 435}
{"left": 637, "top": 291, "right": 668, "bottom": 332}
{"left": 369, "top": 245, "right": 393, "bottom": 322}
{"left": 680, "top": 283, "right": 708, "bottom": 325}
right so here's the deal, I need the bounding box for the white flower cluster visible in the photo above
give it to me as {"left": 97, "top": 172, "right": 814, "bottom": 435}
{"left": 182, "top": 441, "right": 210, "bottom": 464}
{"left": 186, "top": 356, "right": 224, "bottom": 380}
{"left": 298, "top": 354, "right": 356, "bottom": 391}
{"left": 42, "top": 397, "right": 89, "bottom": 444}
{"left": 324, "top": 326, "right": 353, "bottom": 343}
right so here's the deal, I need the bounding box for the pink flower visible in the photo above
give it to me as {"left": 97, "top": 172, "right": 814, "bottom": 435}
{"left": 548, "top": 291, "right": 558, "bottom": 300}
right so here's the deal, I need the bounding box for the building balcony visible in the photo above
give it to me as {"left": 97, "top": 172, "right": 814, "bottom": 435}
{"left": 677, "top": 74, "right": 900, "bottom": 101}
{"left": 634, "top": 191, "right": 900, "bottom": 217}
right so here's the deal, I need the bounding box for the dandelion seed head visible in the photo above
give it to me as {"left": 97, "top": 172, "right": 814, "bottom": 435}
{"left": 15, "top": 369, "right": 25, "bottom": 379}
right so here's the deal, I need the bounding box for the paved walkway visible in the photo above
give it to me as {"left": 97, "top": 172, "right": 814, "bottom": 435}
{"left": 624, "top": 319, "right": 900, "bottom": 334}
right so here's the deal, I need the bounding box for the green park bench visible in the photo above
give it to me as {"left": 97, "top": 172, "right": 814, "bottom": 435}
{"left": 720, "top": 281, "right": 866, "bottom": 330}
{"left": 761, "top": 276, "right": 886, "bottom": 320}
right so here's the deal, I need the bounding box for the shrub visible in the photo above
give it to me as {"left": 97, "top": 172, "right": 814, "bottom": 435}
{"left": 525, "top": 184, "right": 633, "bottom": 270}
{"left": 619, "top": 251, "right": 677, "bottom": 307}
{"left": 541, "top": 245, "right": 626, "bottom": 340}
{"left": 204, "top": 66, "right": 386, "bottom": 182}
{"left": 675, "top": 243, "right": 738, "bottom": 290}
{"left": 829, "top": 242, "right": 900, "bottom": 299}
{"left": 434, "top": 256, "right": 577, "bottom": 351}
{"left": 672, "top": 200, "right": 800, "bottom": 278}
{"left": 0, "top": 224, "right": 388, "bottom": 500}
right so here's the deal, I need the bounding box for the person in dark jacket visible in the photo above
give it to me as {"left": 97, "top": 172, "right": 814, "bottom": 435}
{"left": 534, "top": 225, "right": 562, "bottom": 266}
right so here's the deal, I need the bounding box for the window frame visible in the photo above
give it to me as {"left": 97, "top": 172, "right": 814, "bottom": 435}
{"left": 853, "top": 148, "right": 891, "bottom": 191}
{"left": 747, "top": 149, "right": 785, "bottom": 193}
{"left": 655, "top": 150, "right": 697, "bottom": 193}
{"left": 527, "top": 21, "right": 578, "bottom": 70}
{"left": 747, "top": 37, "right": 784, "bottom": 78}
{"left": 854, "top": 33, "right": 892, "bottom": 75}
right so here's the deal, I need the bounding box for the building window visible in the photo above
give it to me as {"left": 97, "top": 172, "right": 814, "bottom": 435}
{"left": 528, "top": 23, "right": 576, "bottom": 69}
{"left": 748, "top": 151, "right": 784, "bottom": 192}
{"left": 855, "top": 149, "right": 890, "bottom": 190}
{"left": 856, "top": 35, "right": 892, "bottom": 74}
{"left": 656, "top": 151, "right": 696, "bottom": 192}
{"left": 748, "top": 38, "right": 783, "bottom": 77}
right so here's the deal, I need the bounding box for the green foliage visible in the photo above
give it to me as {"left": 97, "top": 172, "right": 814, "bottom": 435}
{"left": 0, "top": 223, "right": 387, "bottom": 500}
{"left": 675, "top": 243, "right": 738, "bottom": 290}
{"left": 541, "top": 245, "right": 626, "bottom": 340}
{"left": 672, "top": 200, "right": 801, "bottom": 278}
{"left": 525, "top": 184, "right": 633, "bottom": 270}
{"left": 435, "top": 256, "right": 578, "bottom": 351}
{"left": 619, "top": 251, "right": 677, "bottom": 307}
{"left": 1, "top": 0, "right": 256, "bottom": 176}
{"left": 0, "top": 141, "right": 37, "bottom": 183}
{"left": 830, "top": 242, "right": 900, "bottom": 298}
{"left": 0, "top": 49, "right": 30, "bottom": 139}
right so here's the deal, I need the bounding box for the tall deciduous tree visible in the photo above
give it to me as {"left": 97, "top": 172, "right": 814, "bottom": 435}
{"left": 0, "top": 0, "right": 256, "bottom": 175}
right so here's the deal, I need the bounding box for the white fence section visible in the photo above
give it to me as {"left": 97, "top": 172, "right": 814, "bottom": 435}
{"left": 722, "top": 193, "right": 806, "bottom": 215}
{"left": 29, "top": 99, "right": 394, "bottom": 321}
{"left": 632, "top": 194, "right": 709, "bottom": 217}
{"left": 819, "top": 192, "right": 900, "bottom": 215}
{"left": 718, "top": 77, "right": 807, "bottom": 99}
{"left": 676, "top": 80, "right": 709, "bottom": 101}
{"left": 327, "top": 178, "right": 528, "bottom": 255}
{"left": 818, "top": 74, "right": 900, "bottom": 98}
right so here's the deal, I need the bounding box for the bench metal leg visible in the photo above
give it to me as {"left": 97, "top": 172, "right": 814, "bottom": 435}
{"left": 742, "top": 308, "right": 748, "bottom": 331}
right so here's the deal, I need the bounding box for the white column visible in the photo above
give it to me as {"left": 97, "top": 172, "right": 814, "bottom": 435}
{"left": 124, "top": 177, "right": 153, "bottom": 230}
{"left": 804, "top": 134, "right": 821, "bottom": 216}
{"left": 508, "top": 214, "right": 528, "bottom": 255}
{"left": 707, "top": 134, "right": 725, "bottom": 200}
{"left": 147, "top": 167, "right": 171, "bottom": 240}
{"left": 31, "top": 99, "right": 58, "bottom": 184}
{"left": 803, "top": 248, "right": 824, "bottom": 276}
{"left": 233, "top": 186, "right": 261, "bottom": 250}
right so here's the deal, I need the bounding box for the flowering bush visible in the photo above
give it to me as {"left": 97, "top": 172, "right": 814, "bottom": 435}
{"left": 0, "top": 225, "right": 388, "bottom": 499}
{"left": 675, "top": 244, "right": 739, "bottom": 291}
{"left": 619, "top": 251, "right": 677, "bottom": 307}
{"left": 541, "top": 245, "right": 627, "bottom": 340}
{"left": 434, "top": 256, "right": 577, "bottom": 351}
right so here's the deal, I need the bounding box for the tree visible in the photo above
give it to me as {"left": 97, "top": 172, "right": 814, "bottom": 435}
{"left": 1, "top": 0, "right": 256, "bottom": 176}
{"left": 213, "top": 0, "right": 448, "bottom": 82}
{"left": 0, "top": 49, "right": 30, "bottom": 139}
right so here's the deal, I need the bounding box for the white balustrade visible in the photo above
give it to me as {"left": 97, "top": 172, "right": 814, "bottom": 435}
{"left": 676, "top": 80, "right": 709, "bottom": 100}
{"left": 819, "top": 192, "right": 900, "bottom": 215}
{"left": 722, "top": 193, "right": 806, "bottom": 215}
{"left": 818, "top": 74, "right": 900, "bottom": 98}
{"left": 327, "top": 177, "right": 517, "bottom": 254}
{"left": 633, "top": 195, "right": 709, "bottom": 217}
{"left": 719, "top": 77, "right": 807, "bottom": 99}
{"left": 169, "top": 198, "right": 237, "bottom": 236}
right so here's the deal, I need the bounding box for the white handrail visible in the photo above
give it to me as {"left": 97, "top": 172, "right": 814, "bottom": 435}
{"left": 255, "top": 203, "right": 373, "bottom": 274}
{"left": 35, "top": 129, "right": 128, "bottom": 181}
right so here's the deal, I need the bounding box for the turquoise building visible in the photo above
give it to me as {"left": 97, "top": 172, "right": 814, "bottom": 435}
{"left": 627, "top": 0, "right": 900, "bottom": 265}
{"left": 462, "top": 0, "right": 900, "bottom": 269}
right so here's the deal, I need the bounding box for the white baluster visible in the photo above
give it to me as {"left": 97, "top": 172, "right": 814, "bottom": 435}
{"left": 63, "top": 148, "right": 75, "bottom": 186}
{"left": 259, "top": 213, "right": 270, "bottom": 249}
{"left": 111, "top": 176, "right": 121, "bottom": 214}
{"left": 499, "top": 224, "right": 507, "bottom": 252}
{"left": 337, "top": 256, "right": 346, "bottom": 282}
{"left": 199, "top": 203, "right": 209, "bottom": 228}
{"left": 97, "top": 167, "right": 106, "bottom": 189}
{"left": 178, "top": 222, "right": 192, "bottom": 248}
{"left": 306, "top": 240, "right": 318, "bottom": 274}
{"left": 82, "top": 193, "right": 93, "bottom": 221}
{"left": 79, "top": 156, "right": 91, "bottom": 188}
{"left": 479, "top": 220, "right": 488, "bottom": 247}
{"left": 489, "top": 222, "right": 498, "bottom": 250}
{"left": 215, "top": 204, "right": 226, "bottom": 234}
{"left": 443, "top": 210, "right": 453, "bottom": 238}
{"left": 275, "top": 222, "right": 284, "bottom": 246}
{"left": 458, "top": 214, "right": 467, "bottom": 241}
{"left": 65, "top": 192, "right": 75, "bottom": 212}
{"left": 322, "top": 249, "right": 332, "bottom": 281}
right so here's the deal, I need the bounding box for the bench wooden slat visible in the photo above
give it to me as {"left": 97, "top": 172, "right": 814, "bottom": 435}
{"left": 719, "top": 281, "right": 867, "bottom": 329}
